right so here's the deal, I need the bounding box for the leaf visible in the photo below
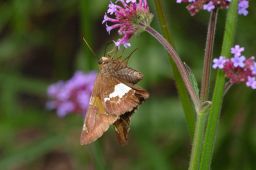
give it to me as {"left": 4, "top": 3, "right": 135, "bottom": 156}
{"left": 184, "top": 63, "right": 200, "bottom": 97}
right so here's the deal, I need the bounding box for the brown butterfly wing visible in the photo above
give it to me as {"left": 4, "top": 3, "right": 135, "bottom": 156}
{"left": 112, "top": 85, "right": 149, "bottom": 144}
{"left": 101, "top": 77, "right": 149, "bottom": 116}
{"left": 80, "top": 65, "right": 149, "bottom": 145}
{"left": 99, "top": 75, "right": 149, "bottom": 144}
{"left": 80, "top": 76, "right": 118, "bottom": 145}
{"left": 113, "top": 111, "right": 133, "bottom": 145}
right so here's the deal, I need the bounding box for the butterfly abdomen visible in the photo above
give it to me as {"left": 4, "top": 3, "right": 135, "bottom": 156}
{"left": 116, "top": 68, "right": 143, "bottom": 84}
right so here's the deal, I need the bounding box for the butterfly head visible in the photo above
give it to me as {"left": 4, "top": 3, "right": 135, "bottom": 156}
{"left": 98, "top": 56, "right": 127, "bottom": 74}
{"left": 98, "top": 56, "right": 110, "bottom": 65}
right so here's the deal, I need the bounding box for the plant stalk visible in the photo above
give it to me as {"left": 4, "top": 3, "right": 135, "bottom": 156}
{"left": 144, "top": 25, "right": 200, "bottom": 110}
{"left": 188, "top": 111, "right": 208, "bottom": 170}
{"left": 153, "top": 0, "right": 195, "bottom": 136}
{"left": 200, "top": 9, "right": 218, "bottom": 102}
{"left": 199, "top": 0, "right": 238, "bottom": 169}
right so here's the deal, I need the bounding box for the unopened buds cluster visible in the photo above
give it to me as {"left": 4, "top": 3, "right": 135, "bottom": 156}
{"left": 213, "top": 45, "right": 256, "bottom": 89}
{"left": 176, "top": 0, "right": 249, "bottom": 16}
{"left": 47, "top": 71, "right": 96, "bottom": 117}
{"left": 103, "top": 0, "right": 153, "bottom": 48}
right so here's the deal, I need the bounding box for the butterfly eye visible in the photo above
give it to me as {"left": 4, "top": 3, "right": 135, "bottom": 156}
{"left": 98, "top": 57, "right": 109, "bottom": 64}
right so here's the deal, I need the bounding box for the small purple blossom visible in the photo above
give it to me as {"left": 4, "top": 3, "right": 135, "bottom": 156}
{"left": 203, "top": 2, "right": 215, "bottom": 12}
{"left": 246, "top": 76, "right": 256, "bottom": 89}
{"left": 251, "top": 62, "right": 256, "bottom": 75}
{"left": 238, "top": 0, "right": 249, "bottom": 16}
{"left": 47, "top": 71, "right": 96, "bottom": 117}
{"left": 231, "top": 45, "right": 244, "bottom": 57}
{"left": 47, "top": 81, "right": 64, "bottom": 98}
{"left": 213, "top": 45, "right": 256, "bottom": 90}
{"left": 212, "top": 56, "right": 227, "bottom": 69}
{"left": 107, "top": 2, "right": 117, "bottom": 15}
{"left": 103, "top": 0, "right": 153, "bottom": 48}
{"left": 231, "top": 55, "right": 246, "bottom": 68}
{"left": 57, "top": 102, "right": 75, "bottom": 117}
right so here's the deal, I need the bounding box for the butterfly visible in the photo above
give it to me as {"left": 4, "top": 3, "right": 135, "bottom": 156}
{"left": 80, "top": 55, "right": 149, "bottom": 145}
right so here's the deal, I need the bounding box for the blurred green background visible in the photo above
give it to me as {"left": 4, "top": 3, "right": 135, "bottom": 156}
{"left": 0, "top": 0, "right": 255, "bottom": 169}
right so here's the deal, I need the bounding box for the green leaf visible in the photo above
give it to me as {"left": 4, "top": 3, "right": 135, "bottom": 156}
{"left": 184, "top": 63, "right": 200, "bottom": 97}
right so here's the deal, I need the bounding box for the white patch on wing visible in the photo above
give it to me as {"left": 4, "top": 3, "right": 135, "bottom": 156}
{"left": 104, "top": 83, "right": 131, "bottom": 102}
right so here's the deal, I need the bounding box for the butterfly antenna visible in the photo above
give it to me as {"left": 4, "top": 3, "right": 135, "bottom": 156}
{"left": 124, "top": 48, "right": 138, "bottom": 62}
{"left": 115, "top": 47, "right": 124, "bottom": 60}
{"left": 83, "top": 37, "right": 97, "bottom": 58}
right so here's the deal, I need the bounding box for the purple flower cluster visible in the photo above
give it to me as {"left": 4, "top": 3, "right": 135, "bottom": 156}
{"left": 176, "top": 0, "right": 249, "bottom": 16}
{"left": 47, "top": 71, "right": 96, "bottom": 117}
{"left": 212, "top": 45, "right": 256, "bottom": 89}
{"left": 103, "top": 0, "right": 153, "bottom": 48}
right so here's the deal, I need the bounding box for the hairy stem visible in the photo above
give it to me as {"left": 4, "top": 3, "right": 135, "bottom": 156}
{"left": 188, "top": 111, "right": 208, "bottom": 170}
{"left": 144, "top": 25, "right": 200, "bottom": 110}
{"left": 153, "top": 0, "right": 195, "bottom": 136}
{"left": 200, "top": 9, "right": 218, "bottom": 102}
{"left": 199, "top": 0, "right": 238, "bottom": 169}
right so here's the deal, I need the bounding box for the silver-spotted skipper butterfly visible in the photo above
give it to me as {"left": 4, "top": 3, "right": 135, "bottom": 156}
{"left": 80, "top": 55, "right": 149, "bottom": 145}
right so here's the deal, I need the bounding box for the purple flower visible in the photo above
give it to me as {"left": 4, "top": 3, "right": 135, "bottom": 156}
{"left": 251, "top": 62, "right": 256, "bottom": 75}
{"left": 231, "top": 45, "right": 244, "bottom": 57}
{"left": 47, "top": 71, "right": 97, "bottom": 117}
{"left": 238, "top": 0, "right": 249, "bottom": 16}
{"left": 231, "top": 55, "right": 246, "bottom": 68}
{"left": 214, "top": 44, "right": 256, "bottom": 90}
{"left": 103, "top": 0, "right": 153, "bottom": 48}
{"left": 176, "top": 0, "right": 249, "bottom": 16}
{"left": 77, "top": 91, "right": 90, "bottom": 110}
{"left": 57, "top": 102, "right": 75, "bottom": 117}
{"left": 177, "top": 0, "right": 230, "bottom": 16}
{"left": 212, "top": 56, "right": 227, "bottom": 69}
{"left": 203, "top": 2, "right": 215, "bottom": 12}
{"left": 107, "top": 2, "right": 117, "bottom": 15}
{"left": 246, "top": 76, "right": 256, "bottom": 89}
{"left": 47, "top": 81, "right": 64, "bottom": 98}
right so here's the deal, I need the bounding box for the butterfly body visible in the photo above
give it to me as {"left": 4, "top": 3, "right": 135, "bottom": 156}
{"left": 80, "top": 56, "right": 149, "bottom": 145}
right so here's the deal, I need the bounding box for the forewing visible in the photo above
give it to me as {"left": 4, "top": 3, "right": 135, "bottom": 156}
{"left": 80, "top": 73, "right": 149, "bottom": 145}
{"left": 80, "top": 77, "right": 118, "bottom": 145}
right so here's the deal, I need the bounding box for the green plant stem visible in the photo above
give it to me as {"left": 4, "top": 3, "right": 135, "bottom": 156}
{"left": 199, "top": 0, "right": 238, "bottom": 169}
{"left": 188, "top": 111, "right": 208, "bottom": 170}
{"left": 144, "top": 25, "right": 200, "bottom": 110}
{"left": 153, "top": 0, "right": 195, "bottom": 136}
{"left": 200, "top": 9, "right": 218, "bottom": 102}
{"left": 188, "top": 11, "right": 218, "bottom": 168}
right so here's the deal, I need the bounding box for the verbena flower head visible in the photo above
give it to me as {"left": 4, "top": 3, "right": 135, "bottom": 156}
{"left": 212, "top": 45, "right": 256, "bottom": 90}
{"left": 176, "top": 0, "right": 249, "bottom": 16}
{"left": 47, "top": 71, "right": 96, "bottom": 117}
{"left": 103, "top": 0, "right": 153, "bottom": 48}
